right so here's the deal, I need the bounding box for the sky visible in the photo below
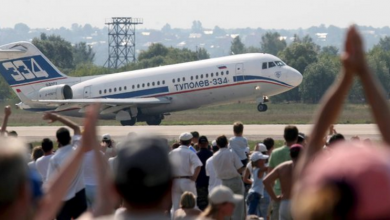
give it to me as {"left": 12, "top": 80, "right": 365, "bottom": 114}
{"left": 0, "top": 0, "right": 389, "bottom": 30}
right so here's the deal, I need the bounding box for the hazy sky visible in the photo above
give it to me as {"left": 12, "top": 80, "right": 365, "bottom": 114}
{"left": 0, "top": 0, "right": 388, "bottom": 30}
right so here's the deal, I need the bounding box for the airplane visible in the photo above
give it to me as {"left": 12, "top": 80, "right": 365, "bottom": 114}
{"left": 0, "top": 41, "right": 302, "bottom": 126}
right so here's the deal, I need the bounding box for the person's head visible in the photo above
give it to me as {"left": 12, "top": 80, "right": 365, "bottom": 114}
{"left": 191, "top": 131, "right": 199, "bottom": 144}
{"left": 179, "top": 132, "right": 193, "bottom": 146}
{"left": 41, "top": 138, "right": 53, "bottom": 154}
{"left": 211, "top": 140, "right": 219, "bottom": 153}
{"left": 102, "top": 134, "right": 112, "bottom": 147}
{"left": 56, "top": 127, "right": 71, "bottom": 147}
{"left": 114, "top": 136, "right": 172, "bottom": 210}
{"left": 284, "top": 125, "right": 299, "bottom": 145}
{"left": 263, "top": 137, "right": 275, "bottom": 153}
{"left": 289, "top": 144, "right": 303, "bottom": 162}
{"left": 293, "top": 142, "right": 390, "bottom": 220}
{"left": 198, "top": 136, "right": 209, "bottom": 148}
{"left": 328, "top": 133, "right": 345, "bottom": 147}
{"left": 256, "top": 143, "right": 268, "bottom": 154}
{"left": 0, "top": 138, "right": 31, "bottom": 218}
{"left": 233, "top": 121, "right": 244, "bottom": 136}
{"left": 297, "top": 133, "right": 306, "bottom": 145}
{"left": 171, "top": 142, "right": 180, "bottom": 150}
{"left": 8, "top": 131, "right": 18, "bottom": 137}
{"left": 31, "top": 146, "right": 44, "bottom": 162}
{"left": 202, "top": 185, "right": 243, "bottom": 218}
{"left": 250, "top": 152, "right": 269, "bottom": 168}
{"left": 216, "top": 135, "right": 228, "bottom": 148}
{"left": 180, "top": 191, "right": 196, "bottom": 209}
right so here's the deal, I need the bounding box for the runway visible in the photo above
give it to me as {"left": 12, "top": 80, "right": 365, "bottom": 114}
{"left": 10, "top": 124, "right": 380, "bottom": 142}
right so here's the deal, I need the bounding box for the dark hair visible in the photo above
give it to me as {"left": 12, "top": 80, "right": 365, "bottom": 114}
{"left": 41, "top": 138, "right": 53, "bottom": 153}
{"left": 284, "top": 125, "right": 299, "bottom": 143}
{"left": 31, "top": 146, "right": 44, "bottom": 161}
{"left": 171, "top": 142, "right": 180, "bottom": 150}
{"left": 233, "top": 121, "right": 244, "bottom": 134}
{"left": 180, "top": 140, "right": 191, "bottom": 146}
{"left": 263, "top": 138, "right": 275, "bottom": 151}
{"left": 216, "top": 135, "right": 228, "bottom": 148}
{"left": 191, "top": 131, "right": 199, "bottom": 138}
{"left": 212, "top": 145, "right": 219, "bottom": 153}
{"left": 56, "top": 127, "right": 71, "bottom": 146}
{"left": 290, "top": 147, "right": 302, "bottom": 160}
{"left": 328, "top": 134, "right": 345, "bottom": 146}
{"left": 115, "top": 137, "right": 172, "bottom": 208}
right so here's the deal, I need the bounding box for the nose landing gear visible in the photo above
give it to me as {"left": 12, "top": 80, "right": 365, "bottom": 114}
{"left": 257, "top": 96, "right": 269, "bottom": 112}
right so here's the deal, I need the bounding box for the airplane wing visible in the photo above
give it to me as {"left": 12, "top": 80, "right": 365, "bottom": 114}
{"left": 37, "top": 97, "right": 171, "bottom": 114}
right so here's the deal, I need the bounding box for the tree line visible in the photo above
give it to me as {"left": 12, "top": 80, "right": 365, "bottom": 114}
{"left": 1, "top": 32, "right": 390, "bottom": 104}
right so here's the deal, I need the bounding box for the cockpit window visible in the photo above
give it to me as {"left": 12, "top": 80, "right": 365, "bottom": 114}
{"left": 275, "top": 61, "right": 285, "bottom": 66}
{"left": 268, "top": 62, "right": 276, "bottom": 68}
{"left": 262, "top": 62, "right": 267, "bottom": 69}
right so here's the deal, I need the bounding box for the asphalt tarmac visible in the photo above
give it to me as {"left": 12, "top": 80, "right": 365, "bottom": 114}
{"left": 10, "top": 124, "right": 379, "bottom": 142}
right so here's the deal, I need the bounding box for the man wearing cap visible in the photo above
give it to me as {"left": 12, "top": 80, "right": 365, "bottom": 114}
{"left": 196, "top": 135, "right": 213, "bottom": 210}
{"left": 101, "top": 134, "right": 116, "bottom": 159}
{"left": 205, "top": 140, "right": 222, "bottom": 193}
{"left": 212, "top": 135, "right": 246, "bottom": 220}
{"left": 268, "top": 125, "right": 298, "bottom": 220}
{"left": 170, "top": 132, "right": 203, "bottom": 212}
{"left": 264, "top": 144, "right": 303, "bottom": 220}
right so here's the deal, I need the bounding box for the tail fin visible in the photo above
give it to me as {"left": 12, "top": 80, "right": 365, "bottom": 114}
{"left": 0, "top": 42, "right": 70, "bottom": 102}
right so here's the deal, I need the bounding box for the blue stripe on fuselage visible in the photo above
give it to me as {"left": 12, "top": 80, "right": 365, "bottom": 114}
{"left": 233, "top": 75, "right": 292, "bottom": 87}
{"left": 100, "top": 86, "right": 169, "bottom": 98}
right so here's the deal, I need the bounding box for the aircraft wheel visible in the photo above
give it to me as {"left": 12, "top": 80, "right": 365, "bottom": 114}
{"left": 146, "top": 117, "right": 162, "bottom": 126}
{"left": 257, "top": 103, "right": 268, "bottom": 112}
{"left": 120, "top": 117, "right": 137, "bottom": 126}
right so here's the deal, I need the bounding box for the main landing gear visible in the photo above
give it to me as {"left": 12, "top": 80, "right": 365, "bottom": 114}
{"left": 120, "top": 117, "right": 137, "bottom": 126}
{"left": 257, "top": 96, "right": 269, "bottom": 112}
{"left": 120, "top": 114, "right": 164, "bottom": 126}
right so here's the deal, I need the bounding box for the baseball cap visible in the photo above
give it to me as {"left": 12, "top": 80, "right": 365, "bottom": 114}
{"left": 198, "top": 136, "right": 209, "bottom": 144}
{"left": 250, "top": 152, "right": 269, "bottom": 162}
{"left": 299, "top": 142, "right": 390, "bottom": 219}
{"left": 102, "top": 134, "right": 111, "bottom": 141}
{"left": 209, "top": 185, "right": 243, "bottom": 205}
{"left": 256, "top": 143, "right": 267, "bottom": 152}
{"left": 179, "top": 132, "right": 193, "bottom": 141}
{"left": 212, "top": 140, "right": 217, "bottom": 147}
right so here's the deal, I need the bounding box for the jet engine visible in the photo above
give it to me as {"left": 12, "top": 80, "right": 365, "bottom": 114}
{"left": 38, "top": 84, "right": 73, "bottom": 100}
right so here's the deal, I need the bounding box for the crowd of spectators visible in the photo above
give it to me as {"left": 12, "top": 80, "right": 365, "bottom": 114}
{"left": 1, "top": 25, "right": 390, "bottom": 220}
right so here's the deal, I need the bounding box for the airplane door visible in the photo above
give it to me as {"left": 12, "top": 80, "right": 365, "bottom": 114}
{"left": 235, "top": 63, "right": 244, "bottom": 75}
{"left": 83, "top": 86, "right": 91, "bottom": 98}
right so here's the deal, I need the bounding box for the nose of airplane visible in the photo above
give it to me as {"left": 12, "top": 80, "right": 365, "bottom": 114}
{"left": 288, "top": 67, "right": 303, "bottom": 87}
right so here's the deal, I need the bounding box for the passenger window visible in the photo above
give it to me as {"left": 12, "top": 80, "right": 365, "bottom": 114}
{"left": 178, "top": 78, "right": 180, "bottom": 82}
{"left": 152, "top": 82, "right": 155, "bottom": 86}
{"left": 191, "top": 76, "right": 193, "bottom": 80}
{"left": 221, "top": 71, "right": 224, "bottom": 76}
{"left": 119, "top": 87, "right": 122, "bottom": 91}
{"left": 104, "top": 89, "right": 106, "bottom": 93}
{"left": 262, "top": 63, "right": 268, "bottom": 69}
{"left": 124, "top": 86, "right": 127, "bottom": 90}
{"left": 109, "top": 88, "right": 112, "bottom": 93}
{"left": 173, "top": 79, "right": 175, "bottom": 83}
{"left": 211, "top": 73, "right": 214, "bottom": 77}
{"left": 268, "top": 62, "right": 276, "bottom": 68}
{"left": 183, "top": 77, "right": 185, "bottom": 82}
{"left": 201, "top": 74, "right": 203, "bottom": 79}
{"left": 137, "top": 84, "right": 140, "bottom": 88}
{"left": 157, "top": 81, "right": 160, "bottom": 86}
{"left": 114, "top": 88, "right": 117, "bottom": 92}
{"left": 196, "top": 75, "right": 198, "bottom": 80}
{"left": 206, "top": 74, "right": 208, "bottom": 78}
{"left": 132, "top": 85, "right": 135, "bottom": 89}
{"left": 216, "top": 72, "right": 219, "bottom": 76}
{"left": 142, "top": 83, "right": 145, "bottom": 88}
{"left": 162, "top": 80, "right": 165, "bottom": 84}
{"left": 99, "top": 90, "right": 101, "bottom": 94}
{"left": 226, "top": 71, "right": 229, "bottom": 75}
{"left": 147, "top": 83, "right": 150, "bottom": 87}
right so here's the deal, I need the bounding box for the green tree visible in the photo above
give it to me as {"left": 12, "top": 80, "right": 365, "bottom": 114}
{"left": 260, "top": 32, "right": 287, "bottom": 55}
{"left": 197, "top": 47, "right": 210, "bottom": 60}
{"left": 73, "top": 42, "right": 95, "bottom": 66}
{"left": 230, "top": 36, "right": 246, "bottom": 55}
{"left": 32, "top": 33, "right": 74, "bottom": 72}
{"left": 138, "top": 43, "right": 169, "bottom": 61}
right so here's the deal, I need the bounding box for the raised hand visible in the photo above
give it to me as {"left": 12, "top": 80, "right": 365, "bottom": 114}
{"left": 341, "top": 25, "right": 368, "bottom": 75}
{"left": 42, "top": 112, "right": 59, "bottom": 123}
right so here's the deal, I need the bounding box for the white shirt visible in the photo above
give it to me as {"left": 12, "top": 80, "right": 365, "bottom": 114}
{"left": 212, "top": 148, "right": 244, "bottom": 179}
{"left": 83, "top": 150, "right": 104, "bottom": 186}
{"left": 229, "top": 136, "right": 249, "bottom": 160}
{"left": 169, "top": 145, "right": 202, "bottom": 176}
{"left": 205, "top": 156, "right": 222, "bottom": 192}
{"left": 36, "top": 154, "right": 53, "bottom": 182}
{"left": 108, "top": 156, "right": 117, "bottom": 172}
{"left": 46, "top": 143, "right": 85, "bottom": 201}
